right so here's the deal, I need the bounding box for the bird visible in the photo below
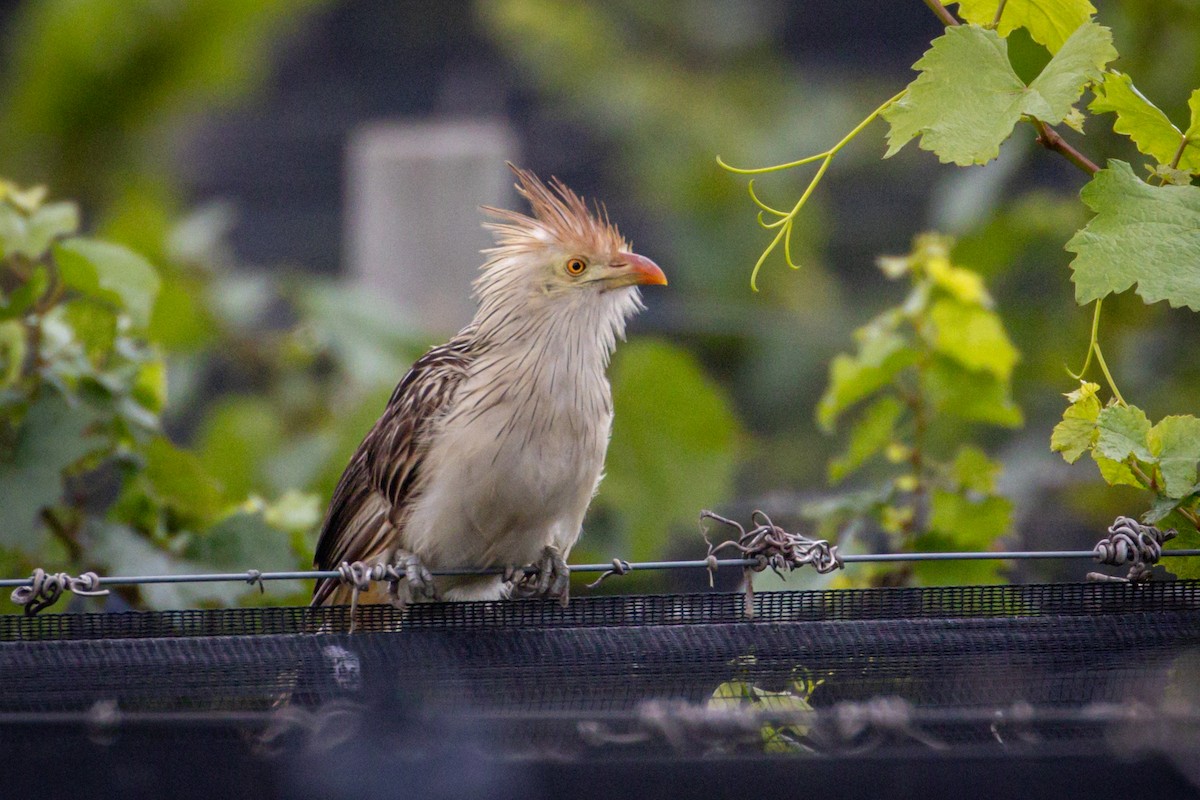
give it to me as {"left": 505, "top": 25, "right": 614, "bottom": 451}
{"left": 311, "top": 164, "right": 666, "bottom": 609}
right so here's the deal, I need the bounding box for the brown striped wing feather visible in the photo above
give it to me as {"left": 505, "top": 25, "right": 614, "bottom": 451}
{"left": 311, "top": 340, "right": 472, "bottom": 605}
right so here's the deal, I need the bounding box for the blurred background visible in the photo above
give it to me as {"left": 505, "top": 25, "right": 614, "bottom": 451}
{"left": 2, "top": 0, "right": 1199, "bottom": 608}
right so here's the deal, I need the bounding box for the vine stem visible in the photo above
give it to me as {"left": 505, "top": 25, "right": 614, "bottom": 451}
{"left": 718, "top": 90, "right": 907, "bottom": 290}
{"left": 991, "top": 0, "right": 1009, "bottom": 28}
{"left": 1068, "top": 298, "right": 1101, "bottom": 381}
{"left": 1030, "top": 118, "right": 1100, "bottom": 175}
{"left": 1068, "top": 299, "right": 1126, "bottom": 405}
{"left": 922, "top": 0, "right": 960, "bottom": 27}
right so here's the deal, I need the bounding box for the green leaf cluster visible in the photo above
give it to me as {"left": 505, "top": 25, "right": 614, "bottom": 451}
{"left": 1052, "top": 384, "right": 1200, "bottom": 553}
{"left": 883, "top": 22, "right": 1114, "bottom": 166}
{"left": 0, "top": 181, "right": 321, "bottom": 607}
{"left": 811, "top": 235, "right": 1019, "bottom": 585}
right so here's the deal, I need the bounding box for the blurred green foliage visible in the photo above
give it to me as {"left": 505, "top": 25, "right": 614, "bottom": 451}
{"left": 809, "top": 235, "right": 1019, "bottom": 585}
{"left": 0, "top": 0, "right": 745, "bottom": 608}
{"left": 4, "top": 0, "right": 1200, "bottom": 606}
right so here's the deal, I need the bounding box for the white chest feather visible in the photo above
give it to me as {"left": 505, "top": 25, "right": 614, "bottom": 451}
{"left": 401, "top": 301, "right": 622, "bottom": 570}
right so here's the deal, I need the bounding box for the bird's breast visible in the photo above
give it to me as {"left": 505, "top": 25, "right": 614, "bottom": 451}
{"left": 403, "top": 351, "right": 613, "bottom": 567}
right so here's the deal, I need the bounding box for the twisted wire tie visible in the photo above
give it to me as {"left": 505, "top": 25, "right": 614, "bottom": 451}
{"left": 700, "top": 509, "right": 843, "bottom": 617}
{"left": 245, "top": 569, "right": 265, "bottom": 594}
{"left": 9, "top": 568, "right": 109, "bottom": 616}
{"left": 586, "top": 559, "right": 632, "bottom": 590}
{"left": 1087, "top": 516, "right": 1176, "bottom": 583}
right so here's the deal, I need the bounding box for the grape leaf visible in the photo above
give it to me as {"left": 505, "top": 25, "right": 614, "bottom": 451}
{"left": 0, "top": 395, "right": 102, "bottom": 552}
{"left": 916, "top": 491, "right": 1012, "bottom": 584}
{"left": 1092, "top": 452, "right": 1143, "bottom": 488}
{"left": 1066, "top": 160, "right": 1200, "bottom": 310}
{"left": 1051, "top": 382, "right": 1100, "bottom": 463}
{"left": 143, "top": 436, "right": 227, "bottom": 523}
{"left": 816, "top": 331, "right": 916, "bottom": 431}
{"left": 1090, "top": 72, "right": 1200, "bottom": 173}
{"left": 884, "top": 23, "right": 1114, "bottom": 166}
{"left": 951, "top": 445, "right": 1001, "bottom": 493}
{"left": 829, "top": 395, "right": 904, "bottom": 483}
{"left": 927, "top": 298, "right": 1019, "bottom": 380}
{"left": 924, "top": 357, "right": 1023, "bottom": 428}
{"left": 1148, "top": 415, "right": 1200, "bottom": 499}
{"left": 954, "top": 0, "right": 1096, "bottom": 54}
{"left": 1095, "top": 404, "right": 1153, "bottom": 463}
{"left": 53, "top": 238, "right": 161, "bottom": 327}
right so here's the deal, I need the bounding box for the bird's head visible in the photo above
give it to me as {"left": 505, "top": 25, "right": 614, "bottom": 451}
{"left": 475, "top": 165, "right": 666, "bottom": 328}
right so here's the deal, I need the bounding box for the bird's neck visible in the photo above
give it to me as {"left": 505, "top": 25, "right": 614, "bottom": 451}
{"left": 468, "top": 286, "right": 643, "bottom": 375}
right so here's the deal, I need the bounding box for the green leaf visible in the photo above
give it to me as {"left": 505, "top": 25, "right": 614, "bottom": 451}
{"left": 927, "top": 298, "right": 1019, "bottom": 380}
{"left": 1050, "top": 382, "right": 1101, "bottom": 463}
{"left": 0, "top": 201, "right": 79, "bottom": 259}
{"left": 87, "top": 521, "right": 248, "bottom": 609}
{"left": 951, "top": 445, "right": 1001, "bottom": 493}
{"left": 1067, "top": 161, "right": 1200, "bottom": 310}
{"left": 53, "top": 237, "right": 161, "bottom": 327}
{"left": 924, "top": 357, "right": 1023, "bottom": 428}
{"left": 1090, "top": 72, "right": 1200, "bottom": 173}
{"left": 954, "top": 0, "right": 1096, "bottom": 54}
{"left": 917, "top": 490, "right": 1012, "bottom": 584}
{"left": 196, "top": 397, "right": 284, "bottom": 499}
{"left": 884, "top": 23, "right": 1113, "bottom": 165}
{"left": 1092, "top": 452, "right": 1143, "bottom": 488}
{"left": 1164, "top": 519, "right": 1200, "bottom": 580}
{"left": 0, "top": 321, "right": 25, "bottom": 388}
{"left": 1148, "top": 415, "right": 1200, "bottom": 499}
{"left": 829, "top": 395, "right": 904, "bottom": 484}
{"left": 599, "top": 340, "right": 741, "bottom": 561}
{"left": 1095, "top": 404, "right": 1153, "bottom": 463}
{"left": 0, "top": 394, "right": 102, "bottom": 552}
{"left": 1022, "top": 21, "right": 1115, "bottom": 121}
{"left": 185, "top": 510, "right": 299, "bottom": 572}
{"left": 1144, "top": 494, "right": 1184, "bottom": 525}
{"left": 817, "top": 330, "right": 916, "bottom": 431}
{"left": 143, "top": 436, "right": 227, "bottom": 523}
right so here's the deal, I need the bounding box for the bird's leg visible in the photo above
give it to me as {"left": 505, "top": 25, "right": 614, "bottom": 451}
{"left": 391, "top": 550, "right": 438, "bottom": 603}
{"left": 506, "top": 545, "right": 570, "bottom": 607}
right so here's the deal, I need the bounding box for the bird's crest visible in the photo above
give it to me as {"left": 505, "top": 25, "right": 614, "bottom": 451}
{"left": 482, "top": 163, "right": 628, "bottom": 258}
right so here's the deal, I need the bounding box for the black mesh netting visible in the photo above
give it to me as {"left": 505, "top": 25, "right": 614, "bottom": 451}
{"left": 5, "top": 582, "right": 1200, "bottom": 799}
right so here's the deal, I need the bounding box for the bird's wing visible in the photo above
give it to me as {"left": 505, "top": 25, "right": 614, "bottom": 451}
{"left": 312, "top": 341, "right": 472, "bottom": 604}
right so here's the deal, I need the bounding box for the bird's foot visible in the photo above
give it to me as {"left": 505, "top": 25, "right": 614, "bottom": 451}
{"left": 506, "top": 545, "right": 570, "bottom": 607}
{"left": 391, "top": 550, "right": 438, "bottom": 603}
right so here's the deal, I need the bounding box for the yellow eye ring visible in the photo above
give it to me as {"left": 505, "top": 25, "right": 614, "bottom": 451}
{"left": 565, "top": 257, "right": 587, "bottom": 275}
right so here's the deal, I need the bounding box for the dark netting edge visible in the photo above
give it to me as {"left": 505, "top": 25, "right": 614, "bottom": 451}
{"left": 3, "top": 581, "right": 1199, "bottom": 641}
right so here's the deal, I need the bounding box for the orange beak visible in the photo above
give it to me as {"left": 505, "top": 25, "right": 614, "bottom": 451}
{"left": 617, "top": 252, "right": 668, "bottom": 287}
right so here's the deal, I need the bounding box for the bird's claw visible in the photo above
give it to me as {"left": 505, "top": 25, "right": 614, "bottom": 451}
{"left": 507, "top": 545, "right": 570, "bottom": 607}
{"left": 394, "top": 551, "right": 438, "bottom": 602}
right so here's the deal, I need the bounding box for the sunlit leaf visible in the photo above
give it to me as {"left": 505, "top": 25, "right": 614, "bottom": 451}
{"left": 53, "top": 237, "right": 160, "bottom": 327}
{"left": 884, "top": 23, "right": 1114, "bottom": 165}
{"left": 816, "top": 330, "right": 916, "bottom": 431}
{"left": 1094, "top": 403, "right": 1153, "bottom": 463}
{"left": 1090, "top": 72, "right": 1200, "bottom": 173}
{"left": 924, "top": 357, "right": 1023, "bottom": 427}
{"left": 829, "top": 395, "right": 904, "bottom": 484}
{"left": 927, "top": 298, "right": 1019, "bottom": 380}
{"left": 1148, "top": 415, "right": 1200, "bottom": 499}
{"left": 1051, "top": 381, "right": 1100, "bottom": 463}
{"left": 954, "top": 0, "right": 1096, "bottom": 54}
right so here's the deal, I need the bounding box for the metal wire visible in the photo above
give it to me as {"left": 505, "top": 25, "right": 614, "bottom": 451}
{"left": 2, "top": 549, "right": 1200, "bottom": 591}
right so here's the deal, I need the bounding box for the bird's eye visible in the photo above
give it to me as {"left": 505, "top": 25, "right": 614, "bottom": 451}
{"left": 565, "top": 257, "right": 587, "bottom": 275}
